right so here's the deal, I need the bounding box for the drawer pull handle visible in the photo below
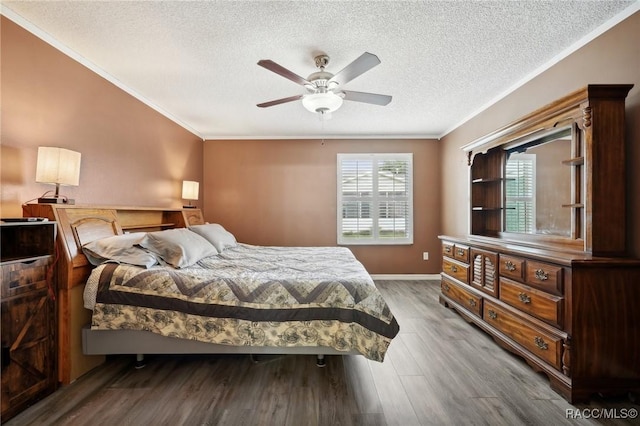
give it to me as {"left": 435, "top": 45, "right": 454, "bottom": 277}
{"left": 535, "top": 269, "right": 549, "bottom": 281}
{"left": 457, "top": 249, "right": 465, "bottom": 256}
{"left": 468, "top": 298, "right": 477, "bottom": 307}
{"left": 487, "top": 309, "right": 498, "bottom": 320}
{"left": 534, "top": 336, "right": 549, "bottom": 350}
{"left": 505, "top": 261, "right": 516, "bottom": 272}
{"left": 442, "top": 283, "right": 450, "bottom": 292}
{"left": 450, "top": 265, "right": 458, "bottom": 273}
{"left": 445, "top": 247, "right": 451, "bottom": 253}
{"left": 518, "top": 293, "right": 531, "bottom": 304}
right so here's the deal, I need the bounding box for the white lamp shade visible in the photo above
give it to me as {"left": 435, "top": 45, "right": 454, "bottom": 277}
{"left": 35, "top": 147, "right": 81, "bottom": 186}
{"left": 182, "top": 180, "right": 199, "bottom": 200}
{"left": 302, "top": 92, "right": 344, "bottom": 114}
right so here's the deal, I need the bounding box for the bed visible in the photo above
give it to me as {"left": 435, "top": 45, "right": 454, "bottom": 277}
{"left": 23, "top": 204, "right": 399, "bottom": 381}
{"left": 83, "top": 235, "right": 399, "bottom": 365}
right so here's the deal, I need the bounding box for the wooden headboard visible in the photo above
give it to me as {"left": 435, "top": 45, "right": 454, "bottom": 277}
{"left": 22, "top": 204, "right": 204, "bottom": 383}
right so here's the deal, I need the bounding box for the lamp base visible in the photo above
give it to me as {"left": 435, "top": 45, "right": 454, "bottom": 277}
{"left": 182, "top": 205, "right": 196, "bottom": 209}
{"left": 38, "top": 197, "right": 75, "bottom": 205}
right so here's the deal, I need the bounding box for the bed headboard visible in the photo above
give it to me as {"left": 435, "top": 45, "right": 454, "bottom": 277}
{"left": 23, "top": 204, "right": 204, "bottom": 289}
{"left": 21, "top": 204, "right": 205, "bottom": 383}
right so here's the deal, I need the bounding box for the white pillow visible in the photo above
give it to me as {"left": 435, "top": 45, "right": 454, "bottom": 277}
{"left": 82, "top": 232, "right": 158, "bottom": 269}
{"left": 189, "top": 223, "right": 237, "bottom": 252}
{"left": 138, "top": 228, "right": 218, "bottom": 268}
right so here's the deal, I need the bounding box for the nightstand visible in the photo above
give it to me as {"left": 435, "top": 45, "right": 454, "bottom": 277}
{"left": 1, "top": 221, "right": 57, "bottom": 421}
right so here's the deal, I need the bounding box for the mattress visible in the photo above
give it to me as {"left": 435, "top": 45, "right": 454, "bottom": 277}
{"left": 84, "top": 244, "right": 399, "bottom": 361}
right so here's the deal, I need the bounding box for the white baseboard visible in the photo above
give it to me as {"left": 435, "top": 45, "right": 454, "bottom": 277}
{"left": 370, "top": 274, "right": 441, "bottom": 281}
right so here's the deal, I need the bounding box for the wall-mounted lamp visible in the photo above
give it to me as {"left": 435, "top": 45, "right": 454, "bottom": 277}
{"left": 36, "top": 147, "right": 81, "bottom": 204}
{"left": 182, "top": 180, "right": 199, "bottom": 209}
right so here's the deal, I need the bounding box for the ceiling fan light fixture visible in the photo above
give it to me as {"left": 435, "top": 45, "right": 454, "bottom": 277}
{"left": 257, "top": 52, "right": 390, "bottom": 115}
{"left": 302, "top": 92, "right": 343, "bottom": 116}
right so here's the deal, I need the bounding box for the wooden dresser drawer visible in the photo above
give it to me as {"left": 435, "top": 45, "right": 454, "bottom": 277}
{"left": 442, "top": 258, "right": 469, "bottom": 283}
{"left": 499, "top": 254, "right": 525, "bottom": 281}
{"left": 499, "top": 278, "right": 563, "bottom": 327}
{"left": 441, "top": 277, "right": 482, "bottom": 317}
{"left": 453, "top": 244, "right": 469, "bottom": 263}
{"left": 1, "top": 257, "right": 51, "bottom": 298}
{"left": 483, "top": 300, "right": 563, "bottom": 370}
{"left": 525, "top": 260, "right": 563, "bottom": 295}
{"left": 442, "top": 241, "right": 455, "bottom": 258}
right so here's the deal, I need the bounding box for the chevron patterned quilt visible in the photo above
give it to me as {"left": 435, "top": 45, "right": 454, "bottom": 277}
{"left": 84, "top": 244, "right": 399, "bottom": 361}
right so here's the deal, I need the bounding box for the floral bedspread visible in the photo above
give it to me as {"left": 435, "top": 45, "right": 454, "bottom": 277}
{"left": 84, "top": 244, "right": 399, "bottom": 361}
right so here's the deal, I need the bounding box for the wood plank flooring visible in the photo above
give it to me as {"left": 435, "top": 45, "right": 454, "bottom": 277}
{"left": 4, "top": 281, "right": 638, "bottom": 425}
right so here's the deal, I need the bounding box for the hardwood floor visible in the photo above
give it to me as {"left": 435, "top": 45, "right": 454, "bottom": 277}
{"left": 4, "top": 281, "right": 638, "bottom": 425}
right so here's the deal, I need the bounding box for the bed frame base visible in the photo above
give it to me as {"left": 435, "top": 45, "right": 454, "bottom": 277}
{"left": 83, "top": 326, "right": 356, "bottom": 368}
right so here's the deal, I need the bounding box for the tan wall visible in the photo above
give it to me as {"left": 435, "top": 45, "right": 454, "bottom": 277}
{"left": 440, "top": 11, "right": 640, "bottom": 257}
{"left": 0, "top": 17, "right": 203, "bottom": 217}
{"left": 203, "top": 138, "right": 441, "bottom": 274}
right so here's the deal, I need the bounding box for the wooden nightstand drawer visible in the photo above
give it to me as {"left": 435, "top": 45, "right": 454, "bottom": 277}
{"left": 499, "top": 278, "right": 563, "bottom": 327}
{"left": 1, "top": 257, "right": 51, "bottom": 298}
{"left": 525, "top": 260, "right": 563, "bottom": 295}
{"left": 443, "top": 258, "right": 469, "bottom": 283}
{"left": 441, "top": 277, "right": 482, "bottom": 317}
{"left": 484, "top": 300, "right": 563, "bottom": 370}
{"left": 453, "top": 244, "right": 469, "bottom": 263}
{"left": 499, "top": 254, "right": 525, "bottom": 281}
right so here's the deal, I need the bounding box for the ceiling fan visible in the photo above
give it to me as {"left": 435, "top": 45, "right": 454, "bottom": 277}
{"left": 257, "top": 52, "right": 392, "bottom": 119}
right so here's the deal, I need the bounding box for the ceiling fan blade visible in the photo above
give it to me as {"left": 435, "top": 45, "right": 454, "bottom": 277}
{"left": 257, "top": 94, "right": 303, "bottom": 108}
{"left": 342, "top": 90, "right": 392, "bottom": 106}
{"left": 329, "top": 52, "right": 381, "bottom": 86}
{"left": 258, "top": 60, "right": 311, "bottom": 86}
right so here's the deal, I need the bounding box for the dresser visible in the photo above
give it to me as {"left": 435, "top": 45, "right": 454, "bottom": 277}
{"left": 440, "top": 236, "right": 640, "bottom": 402}
{"left": 440, "top": 85, "right": 640, "bottom": 403}
{"left": 1, "top": 221, "right": 57, "bottom": 421}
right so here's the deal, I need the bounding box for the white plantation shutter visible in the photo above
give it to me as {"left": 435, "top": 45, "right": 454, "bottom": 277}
{"left": 505, "top": 153, "right": 536, "bottom": 233}
{"left": 337, "top": 153, "right": 413, "bottom": 245}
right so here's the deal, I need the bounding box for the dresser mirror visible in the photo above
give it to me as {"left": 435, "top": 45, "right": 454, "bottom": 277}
{"left": 503, "top": 127, "right": 577, "bottom": 238}
{"left": 465, "top": 85, "right": 631, "bottom": 254}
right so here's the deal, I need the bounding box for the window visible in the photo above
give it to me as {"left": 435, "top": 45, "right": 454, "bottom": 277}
{"left": 337, "top": 153, "right": 413, "bottom": 245}
{"left": 505, "top": 153, "right": 536, "bottom": 233}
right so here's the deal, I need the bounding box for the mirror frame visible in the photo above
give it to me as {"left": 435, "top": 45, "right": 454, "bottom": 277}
{"left": 462, "top": 84, "right": 632, "bottom": 255}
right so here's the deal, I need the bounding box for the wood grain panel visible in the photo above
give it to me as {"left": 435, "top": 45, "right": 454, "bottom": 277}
{"left": 483, "top": 300, "right": 563, "bottom": 370}
{"left": 499, "top": 277, "right": 563, "bottom": 327}
{"left": 441, "top": 277, "right": 483, "bottom": 317}
{"left": 442, "top": 241, "right": 454, "bottom": 258}
{"left": 525, "top": 260, "right": 563, "bottom": 295}
{"left": 453, "top": 243, "right": 469, "bottom": 263}
{"left": 0, "top": 257, "right": 49, "bottom": 298}
{"left": 499, "top": 254, "right": 525, "bottom": 281}
{"left": 442, "top": 258, "right": 469, "bottom": 284}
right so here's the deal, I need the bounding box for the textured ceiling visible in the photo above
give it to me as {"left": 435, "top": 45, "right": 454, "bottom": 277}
{"left": 2, "top": 1, "right": 638, "bottom": 140}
